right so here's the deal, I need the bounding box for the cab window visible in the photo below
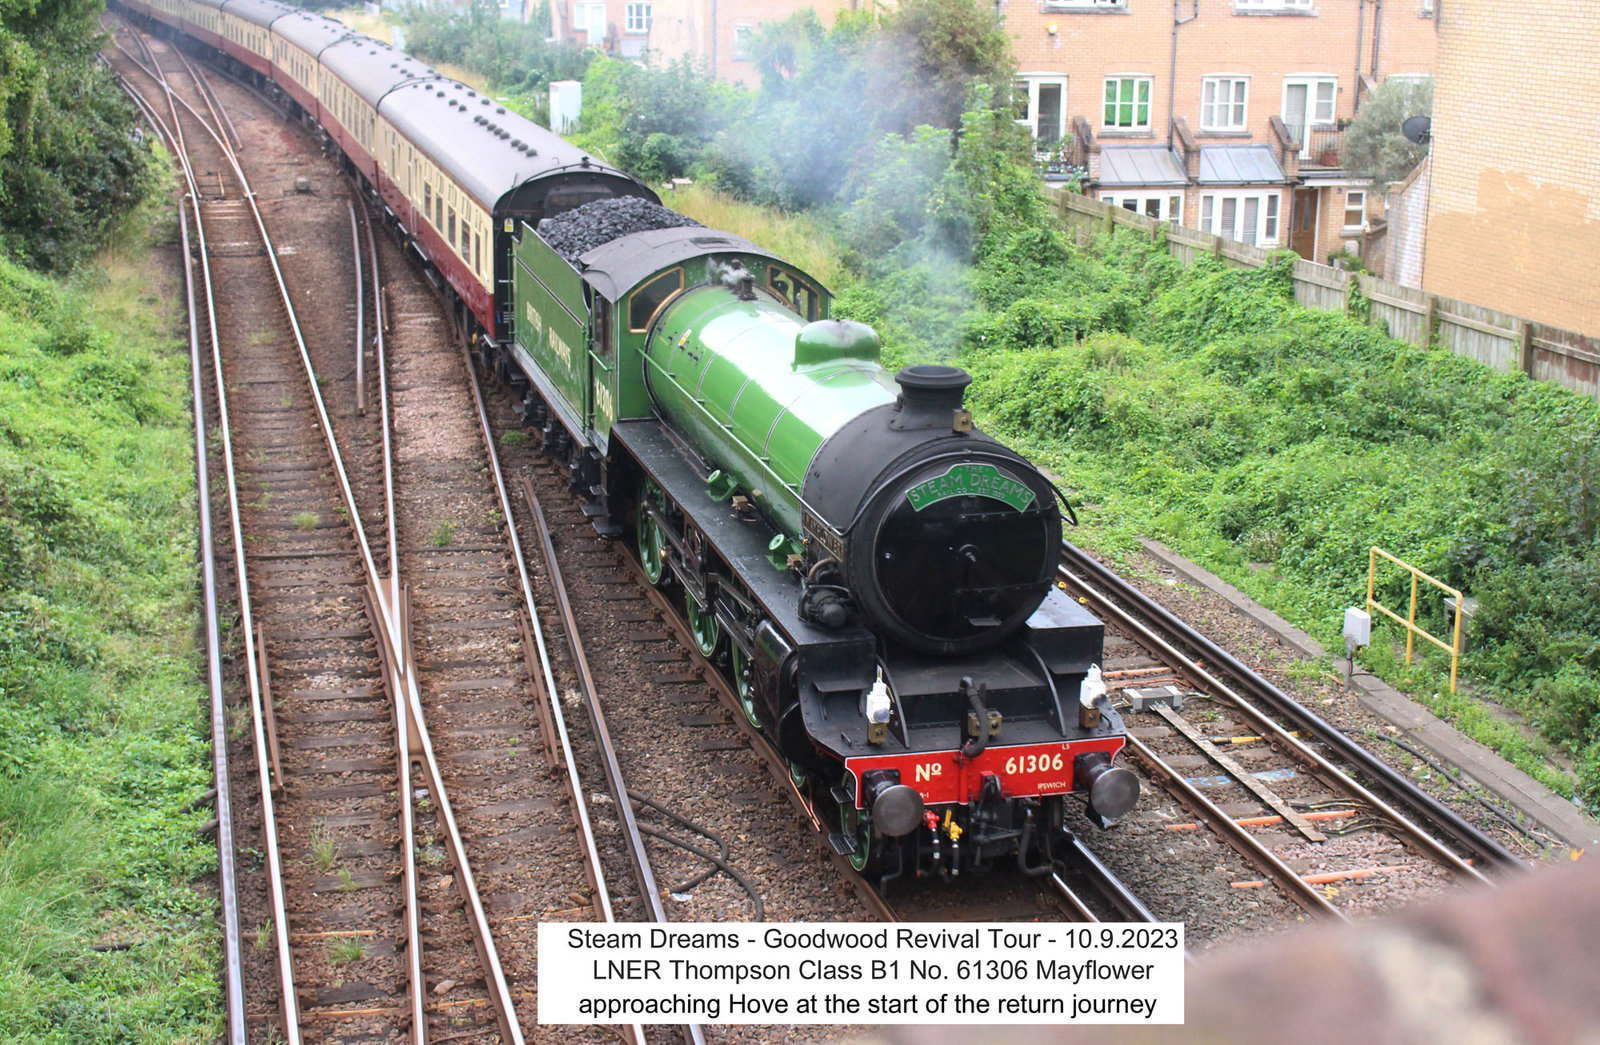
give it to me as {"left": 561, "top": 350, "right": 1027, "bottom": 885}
{"left": 767, "top": 265, "right": 820, "bottom": 321}
{"left": 629, "top": 269, "right": 684, "bottom": 332}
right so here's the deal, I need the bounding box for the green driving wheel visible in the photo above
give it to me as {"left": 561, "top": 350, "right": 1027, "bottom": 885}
{"left": 685, "top": 589, "right": 721, "bottom": 657}
{"left": 636, "top": 482, "right": 667, "bottom": 586}
{"left": 840, "top": 796, "right": 873, "bottom": 872}
{"left": 730, "top": 642, "right": 759, "bottom": 727}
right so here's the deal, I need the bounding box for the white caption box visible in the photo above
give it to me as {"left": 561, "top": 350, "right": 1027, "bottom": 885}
{"left": 538, "top": 922, "right": 1184, "bottom": 1025}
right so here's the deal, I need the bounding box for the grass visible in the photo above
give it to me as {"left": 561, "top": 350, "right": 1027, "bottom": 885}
{"left": 0, "top": 155, "right": 222, "bottom": 1040}
{"left": 661, "top": 183, "right": 853, "bottom": 291}
{"left": 294, "top": 511, "right": 319, "bottom": 531}
{"left": 309, "top": 823, "right": 337, "bottom": 873}
{"left": 328, "top": 940, "right": 365, "bottom": 964}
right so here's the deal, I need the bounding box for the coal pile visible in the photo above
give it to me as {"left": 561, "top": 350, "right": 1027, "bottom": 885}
{"left": 537, "top": 196, "right": 701, "bottom": 261}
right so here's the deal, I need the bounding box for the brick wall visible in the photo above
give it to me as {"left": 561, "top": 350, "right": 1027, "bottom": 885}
{"left": 1423, "top": 0, "right": 1600, "bottom": 338}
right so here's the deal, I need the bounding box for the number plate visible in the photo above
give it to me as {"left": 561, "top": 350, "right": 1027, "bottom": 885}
{"left": 844, "top": 737, "right": 1125, "bottom": 809}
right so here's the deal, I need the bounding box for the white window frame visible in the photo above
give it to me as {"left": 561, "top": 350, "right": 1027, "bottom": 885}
{"left": 1343, "top": 189, "right": 1366, "bottom": 231}
{"left": 1282, "top": 75, "right": 1337, "bottom": 157}
{"left": 732, "top": 22, "right": 754, "bottom": 60}
{"left": 1103, "top": 75, "right": 1154, "bottom": 132}
{"left": 1043, "top": 0, "right": 1126, "bottom": 8}
{"left": 1013, "top": 74, "right": 1068, "bottom": 148}
{"left": 1201, "top": 75, "right": 1249, "bottom": 132}
{"left": 1419, "top": 0, "right": 1434, "bottom": 15}
{"left": 576, "top": 2, "right": 606, "bottom": 43}
{"left": 1235, "top": 0, "right": 1314, "bottom": 11}
{"left": 624, "top": 2, "right": 651, "bottom": 33}
{"left": 1199, "top": 191, "right": 1281, "bottom": 246}
{"left": 1100, "top": 192, "right": 1184, "bottom": 223}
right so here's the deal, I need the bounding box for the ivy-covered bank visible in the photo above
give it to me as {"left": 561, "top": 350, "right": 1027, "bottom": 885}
{"left": 0, "top": 181, "right": 221, "bottom": 1039}
{"left": 950, "top": 233, "right": 1600, "bottom": 807}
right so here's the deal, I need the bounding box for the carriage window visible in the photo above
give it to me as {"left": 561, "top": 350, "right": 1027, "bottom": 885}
{"left": 423, "top": 183, "right": 432, "bottom": 223}
{"left": 447, "top": 207, "right": 456, "bottom": 251}
{"left": 629, "top": 268, "right": 684, "bottom": 331}
{"left": 767, "top": 265, "right": 821, "bottom": 321}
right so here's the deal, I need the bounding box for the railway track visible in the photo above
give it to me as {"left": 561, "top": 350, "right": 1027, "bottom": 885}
{"left": 1057, "top": 540, "right": 1522, "bottom": 923}
{"left": 108, "top": 23, "right": 653, "bottom": 1044}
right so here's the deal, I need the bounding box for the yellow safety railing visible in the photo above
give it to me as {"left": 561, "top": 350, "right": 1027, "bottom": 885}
{"left": 1366, "top": 546, "right": 1464, "bottom": 694}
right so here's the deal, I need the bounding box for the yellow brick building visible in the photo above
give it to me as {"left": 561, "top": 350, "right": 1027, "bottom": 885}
{"left": 1422, "top": 0, "right": 1600, "bottom": 338}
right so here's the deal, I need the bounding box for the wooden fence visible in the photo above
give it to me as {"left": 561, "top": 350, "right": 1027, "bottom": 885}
{"left": 1053, "top": 190, "right": 1600, "bottom": 402}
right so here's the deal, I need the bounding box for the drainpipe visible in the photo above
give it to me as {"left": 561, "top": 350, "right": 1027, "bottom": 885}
{"left": 1354, "top": 0, "right": 1366, "bottom": 112}
{"left": 1167, "top": 0, "right": 1199, "bottom": 149}
{"left": 710, "top": 0, "right": 718, "bottom": 77}
{"left": 1370, "top": 0, "right": 1384, "bottom": 81}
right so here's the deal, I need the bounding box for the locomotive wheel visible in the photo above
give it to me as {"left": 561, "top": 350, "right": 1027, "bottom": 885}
{"left": 840, "top": 798, "right": 873, "bottom": 873}
{"left": 729, "top": 643, "right": 759, "bottom": 727}
{"left": 685, "top": 589, "right": 721, "bottom": 657}
{"left": 637, "top": 481, "right": 667, "bottom": 586}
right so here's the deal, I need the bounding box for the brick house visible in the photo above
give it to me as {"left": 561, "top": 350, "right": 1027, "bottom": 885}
{"left": 1004, "top": 0, "right": 1437, "bottom": 264}
{"left": 1415, "top": 0, "right": 1600, "bottom": 338}
{"left": 549, "top": 0, "right": 867, "bottom": 80}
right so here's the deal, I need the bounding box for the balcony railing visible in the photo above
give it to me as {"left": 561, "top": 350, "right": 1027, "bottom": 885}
{"left": 1300, "top": 127, "right": 1345, "bottom": 169}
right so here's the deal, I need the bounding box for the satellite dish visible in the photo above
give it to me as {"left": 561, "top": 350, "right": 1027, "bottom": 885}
{"left": 1401, "top": 115, "right": 1432, "bottom": 145}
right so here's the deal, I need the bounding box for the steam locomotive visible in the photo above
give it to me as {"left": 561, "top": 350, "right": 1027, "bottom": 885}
{"left": 115, "top": 0, "right": 1138, "bottom": 884}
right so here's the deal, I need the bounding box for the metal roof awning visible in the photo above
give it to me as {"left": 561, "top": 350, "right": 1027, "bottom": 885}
{"left": 1097, "top": 146, "right": 1188, "bottom": 188}
{"left": 1198, "top": 145, "right": 1289, "bottom": 185}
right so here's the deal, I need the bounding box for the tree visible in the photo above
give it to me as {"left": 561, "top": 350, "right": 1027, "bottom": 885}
{"left": 1344, "top": 77, "right": 1433, "bottom": 189}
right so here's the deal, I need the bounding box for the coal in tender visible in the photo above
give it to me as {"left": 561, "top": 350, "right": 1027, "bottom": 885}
{"left": 537, "top": 196, "right": 701, "bottom": 261}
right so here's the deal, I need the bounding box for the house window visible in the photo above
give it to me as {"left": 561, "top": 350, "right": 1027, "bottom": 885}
{"left": 1282, "top": 77, "right": 1336, "bottom": 156}
{"left": 1201, "top": 76, "right": 1249, "bottom": 131}
{"left": 1103, "top": 76, "right": 1152, "bottom": 131}
{"left": 733, "top": 23, "right": 754, "bottom": 60}
{"left": 1099, "top": 192, "right": 1183, "bottom": 222}
{"left": 1235, "top": 0, "right": 1313, "bottom": 11}
{"left": 576, "top": 2, "right": 606, "bottom": 43}
{"left": 1043, "top": 0, "right": 1126, "bottom": 8}
{"left": 1013, "top": 76, "right": 1068, "bottom": 147}
{"left": 1343, "top": 189, "right": 1365, "bottom": 230}
{"left": 1419, "top": 0, "right": 1433, "bottom": 14}
{"left": 625, "top": 3, "right": 652, "bottom": 32}
{"left": 1200, "top": 191, "right": 1281, "bottom": 245}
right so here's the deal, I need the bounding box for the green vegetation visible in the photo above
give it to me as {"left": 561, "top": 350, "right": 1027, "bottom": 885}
{"left": 582, "top": 0, "right": 1599, "bottom": 811}
{"left": 1, "top": 0, "right": 156, "bottom": 271}
{"left": 396, "top": 0, "right": 588, "bottom": 124}
{"left": 0, "top": 169, "right": 220, "bottom": 1038}
{"left": 430, "top": 520, "right": 457, "bottom": 546}
{"left": 1344, "top": 77, "right": 1433, "bottom": 189}
{"left": 954, "top": 233, "right": 1600, "bottom": 806}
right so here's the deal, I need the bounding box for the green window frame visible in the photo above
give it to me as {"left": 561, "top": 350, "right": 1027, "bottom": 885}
{"left": 1103, "top": 76, "right": 1152, "bottom": 130}
{"left": 629, "top": 268, "right": 684, "bottom": 332}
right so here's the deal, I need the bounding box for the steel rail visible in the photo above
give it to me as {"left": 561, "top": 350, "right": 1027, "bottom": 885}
{"left": 178, "top": 196, "right": 248, "bottom": 1045}
{"left": 612, "top": 549, "right": 898, "bottom": 924}
{"left": 1060, "top": 541, "right": 1519, "bottom": 875}
{"left": 450, "top": 329, "right": 629, "bottom": 1042}
{"left": 346, "top": 207, "right": 426, "bottom": 1045}
{"left": 114, "top": 53, "right": 303, "bottom": 1043}
{"left": 1057, "top": 833, "right": 1162, "bottom": 924}
{"left": 124, "top": 28, "right": 533, "bottom": 1042}
{"left": 1059, "top": 555, "right": 1493, "bottom": 905}
{"left": 517, "top": 478, "right": 688, "bottom": 1045}
{"left": 349, "top": 201, "right": 366, "bottom": 417}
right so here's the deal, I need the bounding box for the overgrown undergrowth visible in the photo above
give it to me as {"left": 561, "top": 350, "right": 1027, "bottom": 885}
{"left": 957, "top": 230, "right": 1600, "bottom": 809}
{"left": 0, "top": 169, "right": 220, "bottom": 1042}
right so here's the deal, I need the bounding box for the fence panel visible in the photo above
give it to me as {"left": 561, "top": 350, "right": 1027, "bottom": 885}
{"left": 1358, "top": 275, "right": 1431, "bottom": 348}
{"left": 1046, "top": 186, "right": 1600, "bottom": 402}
